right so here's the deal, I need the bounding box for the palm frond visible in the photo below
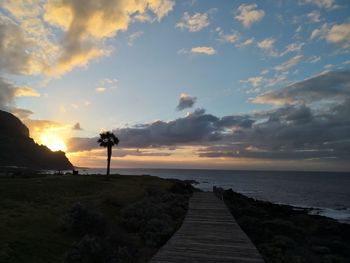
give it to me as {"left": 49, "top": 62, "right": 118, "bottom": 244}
{"left": 98, "top": 131, "right": 119, "bottom": 147}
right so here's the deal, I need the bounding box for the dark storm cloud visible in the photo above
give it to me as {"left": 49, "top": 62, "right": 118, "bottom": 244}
{"left": 0, "top": 78, "right": 39, "bottom": 118}
{"left": 11, "top": 108, "right": 34, "bottom": 119}
{"left": 68, "top": 137, "right": 98, "bottom": 152}
{"left": 0, "top": 77, "right": 16, "bottom": 110}
{"left": 200, "top": 100, "right": 350, "bottom": 161}
{"left": 116, "top": 109, "right": 223, "bottom": 147}
{"left": 0, "top": 19, "right": 31, "bottom": 75}
{"left": 67, "top": 108, "right": 254, "bottom": 151}
{"left": 68, "top": 70, "right": 350, "bottom": 163}
{"left": 254, "top": 70, "right": 350, "bottom": 105}
{"left": 217, "top": 115, "right": 255, "bottom": 128}
{"left": 176, "top": 93, "right": 197, "bottom": 111}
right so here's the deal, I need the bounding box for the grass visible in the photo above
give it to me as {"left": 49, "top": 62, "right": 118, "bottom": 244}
{"left": 0, "top": 173, "right": 191, "bottom": 263}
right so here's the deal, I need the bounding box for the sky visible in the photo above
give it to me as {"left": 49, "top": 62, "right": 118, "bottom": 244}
{"left": 1, "top": 0, "right": 350, "bottom": 171}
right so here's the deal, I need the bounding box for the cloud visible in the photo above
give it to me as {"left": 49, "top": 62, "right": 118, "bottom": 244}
{"left": 239, "top": 38, "right": 255, "bottom": 47}
{"left": 257, "top": 38, "right": 275, "bottom": 49}
{"left": 95, "top": 78, "right": 118, "bottom": 92}
{"left": 23, "top": 118, "right": 73, "bottom": 148}
{"left": 191, "top": 46, "right": 217, "bottom": 55}
{"left": 176, "top": 93, "right": 197, "bottom": 111}
{"left": 279, "top": 42, "right": 304, "bottom": 56}
{"left": 253, "top": 70, "right": 350, "bottom": 105}
{"left": 0, "top": 77, "right": 16, "bottom": 110}
{"left": 67, "top": 137, "right": 98, "bottom": 152}
{"left": 322, "top": 23, "right": 350, "bottom": 48}
{"left": 308, "top": 55, "right": 321, "bottom": 63}
{"left": 257, "top": 38, "right": 278, "bottom": 56}
{"left": 201, "top": 92, "right": 350, "bottom": 163}
{"left": 241, "top": 74, "right": 288, "bottom": 93}
{"left": 235, "top": 3, "right": 265, "bottom": 28}
{"left": 96, "top": 87, "right": 106, "bottom": 93}
{"left": 132, "top": 12, "right": 154, "bottom": 23}
{"left": 307, "top": 10, "right": 322, "bottom": 23}
{"left": 241, "top": 76, "right": 264, "bottom": 88}
{"left": 311, "top": 23, "right": 350, "bottom": 49}
{"left": 11, "top": 108, "right": 34, "bottom": 120}
{"left": 261, "top": 69, "right": 269, "bottom": 75}
{"left": 2, "top": 0, "right": 175, "bottom": 77}
{"left": 176, "top": 12, "right": 209, "bottom": 32}
{"left": 0, "top": 77, "right": 40, "bottom": 110}
{"left": 300, "top": 0, "right": 336, "bottom": 9}
{"left": 296, "top": 25, "right": 302, "bottom": 33}
{"left": 265, "top": 75, "right": 288, "bottom": 88}
{"left": 68, "top": 108, "right": 254, "bottom": 151}
{"left": 69, "top": 147, "right": 172, "bottom": 159}
{"left": 72, "top": 122, "right": 83, "bottom": 131}
{"left": 114, "top": 148, "right": 172, "bottom": 158}
{"left": 0, "top": 18, "right": 33, "bottom": 75}
{"left": 67, "top": 81, "right": 350, "bottom": 166}
{"left": 14, "top": 87, "right": 40, "bottom": 97}
{"left": 274, "top": 55, "right": 303, "bottom": 72}
{"left": 324, "top": 64, "right": 333, "bottom": 70}
{"left": 311, "top": 23, "right": 329, "bottom": 39}
{"left": 127, "top": 31, "right": 144, "bottom": 46}
{"left": 66, "top": 72, "right": 350, "bottom": 168}
{"left": 1, "top": 2, "right": 63, "bottom": 76}
{"left": 215, "top": 27, "right": 240, "bottom": 44}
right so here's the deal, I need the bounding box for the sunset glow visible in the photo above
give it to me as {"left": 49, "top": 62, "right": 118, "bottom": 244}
{"left": 2, "top": 2, "right": 350, "bottom": 263}
{"left": 40, "top": 133, "right": 67, "bottom": 152}
{"left": 1, "top": 0, "right": 350, "bottom": 171}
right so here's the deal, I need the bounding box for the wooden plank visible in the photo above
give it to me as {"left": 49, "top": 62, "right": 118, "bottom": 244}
{"left": 150, "top": 192, "right": 264, "bottom": 262}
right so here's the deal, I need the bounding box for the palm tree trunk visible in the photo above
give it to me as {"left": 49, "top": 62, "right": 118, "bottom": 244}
{"left": 107, "top": 146, "right": 112, "bottom": 176}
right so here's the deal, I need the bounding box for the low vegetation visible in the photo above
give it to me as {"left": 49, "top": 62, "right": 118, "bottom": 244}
{"left": 0, "top": 171, "right": 192, "bottom": 263}
{"left": 223, "top": 189, "right": 350, "bottom": 263}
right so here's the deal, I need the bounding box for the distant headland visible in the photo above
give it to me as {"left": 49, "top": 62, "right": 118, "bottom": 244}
{"left": 0, "top": 110, "right": 73, "bottom": 170}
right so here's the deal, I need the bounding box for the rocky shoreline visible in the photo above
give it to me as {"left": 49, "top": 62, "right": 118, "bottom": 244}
{"left": 219, "top": 188, "right": 350, "bottom": 263}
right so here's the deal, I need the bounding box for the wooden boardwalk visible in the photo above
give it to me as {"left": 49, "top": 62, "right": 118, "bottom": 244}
{"left": 150, "top": 192, "right": 264, "bottom": 263}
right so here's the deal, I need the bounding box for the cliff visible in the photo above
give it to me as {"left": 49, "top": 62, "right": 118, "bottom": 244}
{"left": 0, "top": 110, "right": 73, "bottom": 170}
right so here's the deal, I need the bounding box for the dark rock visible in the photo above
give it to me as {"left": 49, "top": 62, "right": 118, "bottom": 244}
{"left": 223, "top": 188, "right": 350, "bottom": 263}
{"left": 0, "top": 110, "right": 73, "bottom": 170}
{"left": 0, "top": 110, "right": 29, "bottom": 137}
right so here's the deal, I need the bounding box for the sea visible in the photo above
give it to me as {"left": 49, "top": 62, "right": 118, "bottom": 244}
{"left": 75, "top": 168, "right": 350, "bottom": 223}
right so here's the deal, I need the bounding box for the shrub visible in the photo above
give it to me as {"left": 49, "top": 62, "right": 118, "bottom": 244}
{"left": 59, "top": 203, "right": 107, "bottom": 236}
{"left": 64, "top": 234, "right": 137, "bottom": 263}
{"left": 120, "top": 192, "right": 189, "bottom": 247}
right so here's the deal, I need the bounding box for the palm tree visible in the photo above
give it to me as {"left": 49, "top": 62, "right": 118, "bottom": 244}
{"left": 98, "top": 131, "right": 119, "bottom": 176}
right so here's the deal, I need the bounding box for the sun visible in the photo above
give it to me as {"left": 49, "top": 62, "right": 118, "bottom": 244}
{"left": 40, "top": 133, "right": 67, "bottom": 152}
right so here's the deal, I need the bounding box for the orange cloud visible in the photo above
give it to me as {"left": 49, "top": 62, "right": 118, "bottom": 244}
{"left": 14, "top": 87, "right": 40, "bottom": 97}
{"left": 191, "top": 46, "right": 217, "bottom": 55}
{"left": 43, "top": 0, "right": 175, "bottom": 77}
{"left": 2, "top": 0, "right": 175, "bottom": 77}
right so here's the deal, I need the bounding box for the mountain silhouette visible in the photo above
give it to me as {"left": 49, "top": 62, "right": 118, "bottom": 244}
{"left": 0, "top": 110, "right": 73, "bottom": 170}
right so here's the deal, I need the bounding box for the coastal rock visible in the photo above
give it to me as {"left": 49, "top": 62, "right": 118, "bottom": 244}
{"left": 0, "top": 110, "right": 73, "bottom": 170}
